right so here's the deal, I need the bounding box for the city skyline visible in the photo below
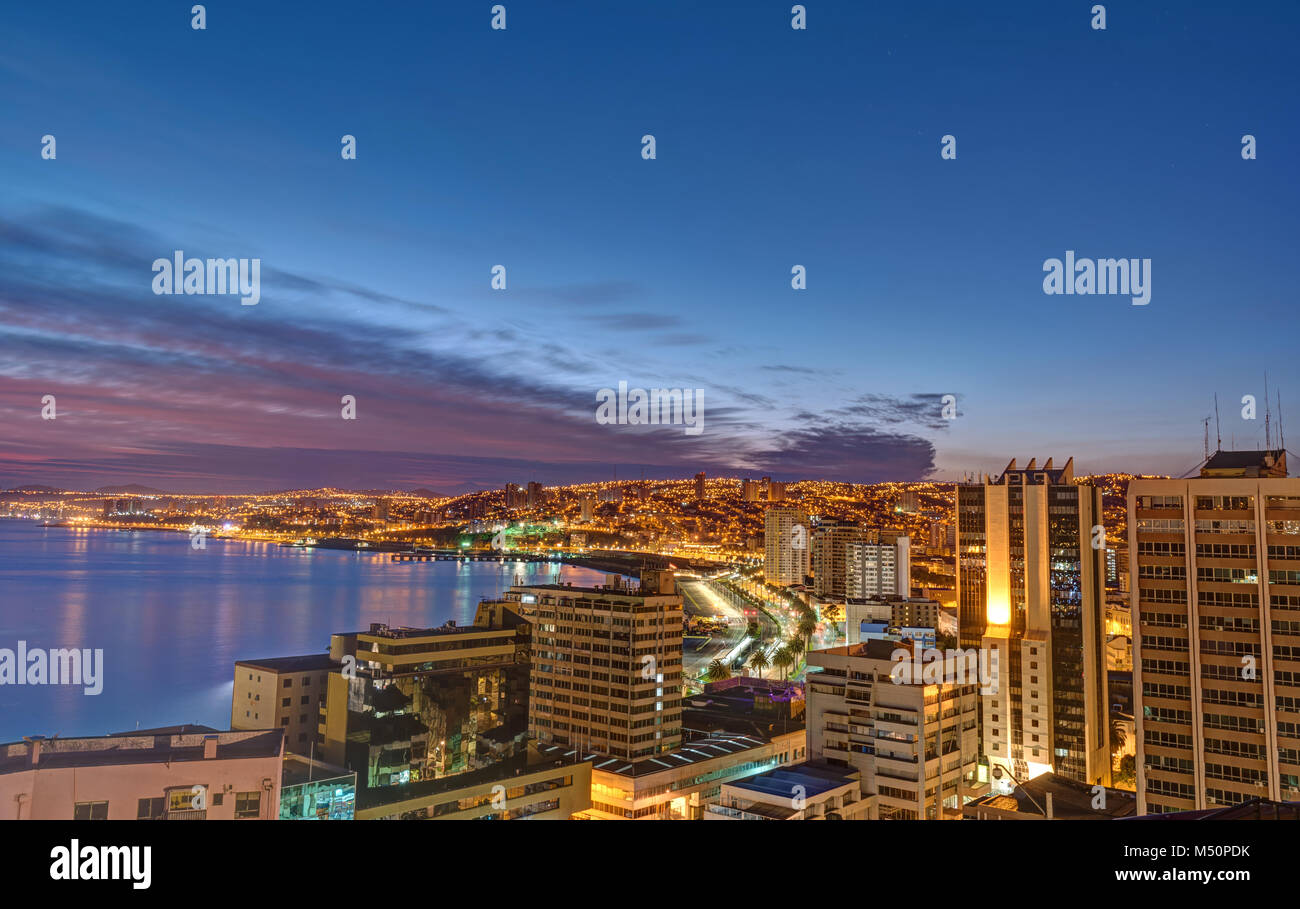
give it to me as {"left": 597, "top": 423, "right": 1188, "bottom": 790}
{"left": 2, "top": 2, "right": 1297, "bottom": 493}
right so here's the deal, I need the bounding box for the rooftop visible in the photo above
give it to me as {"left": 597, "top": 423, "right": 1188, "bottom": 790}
{"left": 723, "top": 761, "right": 859, "bottom": 800}
{"left": 536, "top": 733, "right": 771, "bottom": 780}
{"left": 0, "top": 727, "right": 284, "bottom": 775}
{"left": 1200, "top": 448, "right": 1288, "bottom": 478}
{"left": 235, "top": 653, "right": 339, "bottom": 673}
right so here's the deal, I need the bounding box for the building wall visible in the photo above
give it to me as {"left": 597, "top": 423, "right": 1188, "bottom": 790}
{"left": 1130, "top": 476, "right": 1300, "bottom": 814}
{"left": 0, "top": 733, "right": 284, "bottom": 820}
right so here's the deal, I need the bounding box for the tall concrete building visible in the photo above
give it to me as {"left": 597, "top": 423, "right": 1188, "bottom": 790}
{"left": 846, "top": 534, "right": 910, "bottom": 599}
{"left": 765, "top": 506, "right": 810, "bottom": 587}
{"left": 741, "top": 479, "right": 761, "bottom": 503}
{"left": 1130, "top": 449, "right": 1300, "bottom": 813}
{"left": 805, "top": 639, "right": 983, "bottom": 819}
{"left": 694, "top": 471, "right": 706, "bottom": 500}
{"left": 956, "top": 457, "right": 1109, "bottom": 787}
{"left": 505, "top": 570, "right": 683, "bottom": 760}
{"left": 812, "top": 523, "right": 909, "bottom": 599}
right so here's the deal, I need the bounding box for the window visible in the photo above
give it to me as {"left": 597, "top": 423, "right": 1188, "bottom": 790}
{"left": 300, "top": 696, "right": 309, "bottom": 705}
{"left": 235, "top": 791, "right": 262, "bottom": 819}
{"left": 281, "top": 697, "right": 291, "bottom": 707}
{"left": 283, "top": 678, "right": 293, "bottom": 688}
{"left": 74, "top": 801, "right": 109, "bottom": 820}
{"left": 137, "top": 797, "right": 165, "bottom": 820}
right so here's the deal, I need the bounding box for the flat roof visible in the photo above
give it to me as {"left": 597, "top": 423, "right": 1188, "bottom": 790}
{"left": 724, "top": 762, "right": 858, "bottom": 800}
{"left": 235, "top": 653, "right": 338, "bottom": 673}
{"left": 0, "top": 728, "right": 284, "bottom": 775}
{"left": 536, "top": 733, "right": 770, "bottom": 779}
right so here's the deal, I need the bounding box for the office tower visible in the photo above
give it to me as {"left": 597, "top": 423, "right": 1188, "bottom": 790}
{"left": 1130, "top": 449, "right": 1300, "bottom": 814}
{"left": 845, "top": 533, "right": 911, "bottom": 599}
{"left": 956, "top": 457, "right": 1109, "bottom": 787}
{"left": 102, "top": 499, "right": 111, "bottom": 518}
{"left": 232, "top": 654, "right": 338, "bottom": 753}
{"left": 741, "top": 479, "right": 761, "bottom": 503}
{"left": 318, "top": 601, "right": 532, "bottom": 790}
{"left": 765, "top": 506, "right": 810, "bottom": 586}
{"left": 0, "top": 726, "right": 285, "bottom": 820}
{"left": 527, "top": 481, "right": 545, "bottom": 508}
{"left": 694, "top": 471, "right": 707, "bottom": 500}
{"left": 580, "top": 495, "right": 595, "bottom": 522}
{"left": 506, "top": 570, "right": 683, "bottom": 760}
{"left": 805, "top": 639, "right": 982, "bottom": 819}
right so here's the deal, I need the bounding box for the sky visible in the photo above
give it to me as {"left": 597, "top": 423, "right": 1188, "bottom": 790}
{"left": 0, "top": 1, "right": 1296, "bottom": 494}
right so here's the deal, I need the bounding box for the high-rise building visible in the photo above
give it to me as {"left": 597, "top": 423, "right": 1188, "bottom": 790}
{"left": 1129, "top": 449, "right": 1300, "bottom": 814}
{"left": 768, "top": 481, "right": 787, "bottom": 502}
{"left": 579, "top": 495, "right": 595, "bottom": 522}
{"left": 504, "top": 483, "right": 523, "bottom": 508}
{"left": 505, "top": 570, "right": 683, "bottom": 760}
{"left": 741, "top": 479, "right": 761, "bottom": 503}
{"left": 846, "top": 534, "right": 911, "bottom": 599}
{"left": 812, "top": 521, "right": 864, "bottom": 598}
{"left": 805, "top": 639, "right": 983, "bottom": 819}
{"left": 526, "top": 481, "right": 545, "bottom": 508}
{"left": 956, "top": 457, "right": 1109, "bottom": 787}
{"left": 765, "top": 507, "right": 810, "bottom": 587}
{"left": 694, "top": 471, "right": 706, "bottom": 500}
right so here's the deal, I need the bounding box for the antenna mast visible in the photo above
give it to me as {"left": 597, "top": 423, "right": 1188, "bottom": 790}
{"left": 1265, "top": 373, "right": 1272, "bottom": 449}
{"left": 1214, "top": 394, "right": 1222, "bottom": 451}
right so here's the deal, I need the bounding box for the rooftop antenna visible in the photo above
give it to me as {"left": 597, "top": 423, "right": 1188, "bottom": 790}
{"left": 1279, "top": 388, "right": 1286, "bottom": 450}
{"left": 1265, "top": 373, "right": 1272, "bottom": 450}
{"left": 1214, "top": 394, "right": 1223, "bottom": 451}
{"left": 1202, "top": 416, "right": 1211, "bottom": 461}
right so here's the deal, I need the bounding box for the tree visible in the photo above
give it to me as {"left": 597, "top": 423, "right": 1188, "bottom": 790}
{"left": 749, "top": 647, "right": 771, "bottom": 679}
{"left": 773, "top": 643, "right": 799, "bottom": 680}
{"left": 704, "top": 658, "right": 731, "bottom": 683}
{"left": 796, "top": 616, "right": 817, "bottom": 650}
{"left": 1109, "top": 717, "right": 1127, "bottom": 756}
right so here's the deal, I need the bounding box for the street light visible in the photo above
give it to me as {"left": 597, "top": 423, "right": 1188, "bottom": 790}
{"left": 990, "top": 763, "right": 1047, "bottom": 817}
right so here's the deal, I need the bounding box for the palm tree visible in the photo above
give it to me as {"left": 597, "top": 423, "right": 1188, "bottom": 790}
{"left": 704, "top": 658, "right": 731, "bottom": 683}
{"left": 749, "top": 647, "right": 771, "bottom": 679}
{"left": 796, "top": 616, "right": 817, "bottom": 650}
{"left": 773, "top": 644, "right": 797, "bottom": 681}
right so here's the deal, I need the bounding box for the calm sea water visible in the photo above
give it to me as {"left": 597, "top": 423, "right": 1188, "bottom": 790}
{"left": 0, "top": 519, "right": 609, "bottom": 741}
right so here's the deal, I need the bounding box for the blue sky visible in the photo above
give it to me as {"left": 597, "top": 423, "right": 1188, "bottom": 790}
{"left": 1, "top": 1, "right": 1296, "bottom": 492}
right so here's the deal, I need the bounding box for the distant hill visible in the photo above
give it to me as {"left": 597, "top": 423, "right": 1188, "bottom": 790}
{"left": 4, "top": 484, "right": 66, "bottom": 494}
{"left": 408, "top": 487, "right": 445, "bottom": 499}
{"left": 92, "top": 484, "right": 168, "bottom": 495}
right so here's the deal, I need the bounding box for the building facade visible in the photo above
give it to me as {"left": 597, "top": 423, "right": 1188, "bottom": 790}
{"left": 505, "top": 571, "right": 684, "bottom": 760}
{"left": 956, "top": 457, "right": 1109, "bottom": 787}
{"left": 805, "top": 640, "right": 982, "bottom": 819}
{"left": 1129, "top": 450, "right": 1300, "bottom": 813}
{"left": 765, "top": 506, "right": 810, "bottom": 587}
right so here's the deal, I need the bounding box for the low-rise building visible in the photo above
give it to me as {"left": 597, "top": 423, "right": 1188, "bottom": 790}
{"left": 0, "top": 725, "right": 284, "bottom": 820}
{"left": 705, "top": 762, "right": 867, "bottom": 820}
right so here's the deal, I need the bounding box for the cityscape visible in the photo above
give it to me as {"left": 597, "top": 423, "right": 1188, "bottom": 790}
{"left": 0, "top": 0, "right": 1294, "bottom": 892}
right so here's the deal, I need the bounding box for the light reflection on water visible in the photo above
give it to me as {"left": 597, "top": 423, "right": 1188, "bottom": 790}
{"left": 0, "top": 519, "right": 608, "bottom": 739}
